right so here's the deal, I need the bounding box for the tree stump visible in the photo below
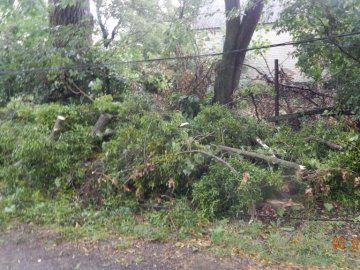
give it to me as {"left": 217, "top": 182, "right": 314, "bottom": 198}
{"left": 49, "top": 115, "right": 66, "bottom": 140}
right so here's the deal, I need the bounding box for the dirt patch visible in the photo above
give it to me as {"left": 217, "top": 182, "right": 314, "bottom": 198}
{"left": 0, "top": 225, "right": 302, "bottom": 270}
{"left": 0, "top": 224, "right": 252, "bottom": 270}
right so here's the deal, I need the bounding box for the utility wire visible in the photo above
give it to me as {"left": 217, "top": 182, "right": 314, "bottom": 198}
{"left": 0, "top": 31, "right": 359, "bottom": 76}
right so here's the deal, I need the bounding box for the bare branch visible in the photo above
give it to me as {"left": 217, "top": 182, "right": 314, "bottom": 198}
{"left": 95, "top": 0, "right": 108, "bottom": 41}
{"left": 243, "top": 63, "right": 333, "bottom": 98}
{"left": 64, "top": 80, "right": 94, "bottom": 102}
{"left": 249, "top": 93, "right": 260, "bottom": 121}
{"left": 180, "top": 150, "right": 238, "bottom": 175}
{"left": 329, "top": 39, "right": 360, "bottom": 65}
{"left": 215, "top": 144, "right": 306, "bottom": 172}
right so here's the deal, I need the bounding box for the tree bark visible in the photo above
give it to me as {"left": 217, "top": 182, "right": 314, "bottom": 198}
{"left": 213, "top": 0, "right": 264, "bottom": 104}
{"left": 46, "top": 0, "right": 93, "bottom": 102}
{"left": 49, "top": 0, "right": 93, "bottom": 48}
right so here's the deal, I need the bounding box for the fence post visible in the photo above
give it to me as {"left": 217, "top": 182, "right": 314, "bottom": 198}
{"left": 274, "top": 59, "right": 280, "bottom": 125}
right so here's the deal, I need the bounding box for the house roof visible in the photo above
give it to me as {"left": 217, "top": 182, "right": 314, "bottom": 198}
{"left": 194, "top": 0, "right": 283, "bottom": 30}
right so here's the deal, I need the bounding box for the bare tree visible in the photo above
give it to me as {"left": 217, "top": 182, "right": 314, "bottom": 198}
{"left": 213, "top": 0, "right": 264, "bottom": 104}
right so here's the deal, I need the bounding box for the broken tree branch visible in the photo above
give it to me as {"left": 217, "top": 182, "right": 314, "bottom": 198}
{"left": 306, "top": 136, "right": 343, "bottom": 151}
{"left": 180, "top": 150, "right": 238, "bottom": 175}
{"left": 64, "top": 80, "right": 94, "bottom": 102}
{"left": 250, "top": 93, "right": 260, "bottom": 121}
{"left": 215, "top": 145, "right": 306, "bottom": 172}
{"left": 255, "top": 137, "right": 276, "bottom": 157}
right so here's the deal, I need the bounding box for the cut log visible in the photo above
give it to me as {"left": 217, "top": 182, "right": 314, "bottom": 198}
{"left": 91, "top": 113, "right": 113, "bottom": 137}
{"left": 49, "top": 115, "right": 66, "bottom": 140}
{"left": 215, "top": 144, "right": 306, "bottom": 172}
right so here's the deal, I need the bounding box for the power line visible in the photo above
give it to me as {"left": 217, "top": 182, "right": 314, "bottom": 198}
{"left": 0, "top": 31, "right": 359, "bottom": 76}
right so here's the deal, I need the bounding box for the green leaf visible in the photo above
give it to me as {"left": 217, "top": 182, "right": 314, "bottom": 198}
{"left": 324, "top": 203, "right": 334, "bottom": 212}
{"left": 55, "top": 178, "right": 61, "bottom": 188}
{"left": 4, "top": 205, "right": 16, "bottom": 213}
{"left": 182, "top": 159, "right": 195, "bottom": 176}
{"left": 276, "top": 208, "right": 285, "bottom": 217}
{"left": 349, "top": 135, "right": 359, "bottom": 142}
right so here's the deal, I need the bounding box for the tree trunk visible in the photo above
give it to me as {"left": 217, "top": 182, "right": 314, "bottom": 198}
{"left": 49, "top": 0, "right": 93, "bottom": 49}
{"left": 46, "top": 0, "right": 93, "bottom": 102}
{"left": 213, "top": 0, "right": 264, "bottom": 104}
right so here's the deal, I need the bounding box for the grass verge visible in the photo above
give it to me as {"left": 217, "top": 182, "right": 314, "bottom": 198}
{"left": 0, "top": 189, "right": 359, "bottom": 268}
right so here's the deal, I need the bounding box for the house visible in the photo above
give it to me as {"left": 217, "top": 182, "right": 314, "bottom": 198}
{"left": 193, "top": 0, "right": 308, "bottom": 83}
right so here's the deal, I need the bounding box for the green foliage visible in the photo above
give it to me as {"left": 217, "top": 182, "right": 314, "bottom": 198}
{"left": 0, "top": 95, "right": 282, "bottom": 216}
{"left": 0, "top": 94, "right": 359, "bottom": 268}
{"left": 266, "top": 120, "right": 360, "bottom": 210}
{"left": 171, "top": 93, "right": 201, "bottom": 119}
{"left": 0, "top": 0, "right": 206, "bottom": 103}
{"left": 0, "top": 102, "right": 93, "bottom": 193}
{"left": 102, "top": 108, "right": 199, "bottom": 196}
{"left": 1, "top": 92, "right": 359, "bottom": 217}
{"left": 146, "top": 198, "right": 208, "bottom": 240}
{"left": 277, "top": 0, "right": 360, "bottom": 117}
{"left": 193, "top": 158, "right": 282, "bottom": 218}
{"left": 192, "top": 105, "right": 270, "bottom": 147}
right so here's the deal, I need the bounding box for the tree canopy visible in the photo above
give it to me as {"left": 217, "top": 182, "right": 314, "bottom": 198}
{"left": 276, "top": 0, "right": 360, "bottom": 117}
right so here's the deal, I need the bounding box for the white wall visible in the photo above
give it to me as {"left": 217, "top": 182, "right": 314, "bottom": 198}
{"left": 195, "top": 27, "right": 309, "bottom": 83}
